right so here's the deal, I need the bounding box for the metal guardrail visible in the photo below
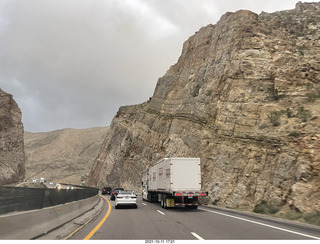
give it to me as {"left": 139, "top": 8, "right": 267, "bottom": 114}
{"left": 0, "top": 185, "right": 98, "bottom": 215}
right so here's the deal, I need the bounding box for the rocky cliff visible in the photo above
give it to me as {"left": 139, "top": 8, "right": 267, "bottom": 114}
{"left": 0, "top": 89, "right": 25, "bottom": 186}
{"left": 88, "top": 2, "right": 320, "bottom": 215}
{"left": 24, "top": 127, "right": 108, "bottom": 185}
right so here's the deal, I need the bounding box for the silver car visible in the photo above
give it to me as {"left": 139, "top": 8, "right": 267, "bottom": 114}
{"left": 115, "top": 190, "right": 137, "bottom": 209}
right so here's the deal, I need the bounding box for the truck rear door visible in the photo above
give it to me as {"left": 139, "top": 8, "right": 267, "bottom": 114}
{"left": 170, "top": 158, "right": 201, "bottom": 192}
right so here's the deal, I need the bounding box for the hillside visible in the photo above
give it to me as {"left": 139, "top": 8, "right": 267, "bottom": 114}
{"left": 0, "top": 89, "right": 25, "bottom": 186}
{"left": 87, "top": 1, "right": 320, "bottom": 219}
{"left": 24, "top": 127, "right": 108, "bottom": 185}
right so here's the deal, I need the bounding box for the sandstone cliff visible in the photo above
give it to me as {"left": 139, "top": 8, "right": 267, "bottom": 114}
{"left": 88, "top": 2, "right": 320, "bottom": 215}
{"left": 0, "top": 89, "right": 25, "bottom": 186}
{"left": 24, "top": 127, "right": 108, "bottom": 185}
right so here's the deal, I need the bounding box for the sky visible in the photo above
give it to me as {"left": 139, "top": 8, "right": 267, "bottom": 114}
{"left": 0, "top": 0, "right": 313, "bottom": 132}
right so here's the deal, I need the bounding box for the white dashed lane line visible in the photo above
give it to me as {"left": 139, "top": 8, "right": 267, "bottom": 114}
{"left": 191, "top": 232, "right": 204, "bottom": 240}
{"left": 199, "top": 207, "right": 320, "bottom": 240}
{"left": 157, "top": 210, "right": 165, "bottom": 215}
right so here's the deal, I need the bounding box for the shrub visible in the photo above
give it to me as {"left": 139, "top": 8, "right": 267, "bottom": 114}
{"left": 253, "top": 200, "right": 280, "bottom": 214}
{"left": 303, "top": 211, "right": 320, "bottom": 226}
{"left": 206, "top": 89, "right": 213, "bottom": 96}
{"left": 286, "top": 108, "right": 294, "bottom": 118}
{"left": 297, "top": 106, "right": 311, "bottom": 122}
{"left": 268, "top": 111, "right": 281, "bottom": 126}
{"left": 279, "top": 211, "right": 303, "bottom": 221}
{"left": 257, "top": 134, "right": 267, "bottom": 141}
{"left": 306, "top": 89, "right": 320, "bottom": 102}
{"left": 268, "top": 85, "right": 280, "bottom": 100}
{"left": 289, "top": 131, "right": 301, "bottom": 137}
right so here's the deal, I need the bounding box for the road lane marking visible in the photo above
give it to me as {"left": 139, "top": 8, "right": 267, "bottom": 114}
{"left": 83, "top": 195, "right": 112, "bottom": 240}
{"left": 157, "top": 210, "right": 165, "bottom": 215}
{"left": 199, "top": 207, "right": 320, "bottom": 240}
{"left": 191, "top": 232, "right": 204, "bottom": 240}
{"left": 142, "top": 203, "right": 147, "bottom": 206}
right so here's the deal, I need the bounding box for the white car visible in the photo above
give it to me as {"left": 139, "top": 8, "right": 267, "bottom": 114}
{"left": 115, "top": 190, "right": 137, "bottom": 209}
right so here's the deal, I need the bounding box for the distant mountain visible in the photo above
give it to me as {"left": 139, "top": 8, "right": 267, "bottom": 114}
{"left": 24, "top": 127, "right": 108, "bottom": 185}
{"left": 0, "top": 89, "right": 25, "bottom": 186}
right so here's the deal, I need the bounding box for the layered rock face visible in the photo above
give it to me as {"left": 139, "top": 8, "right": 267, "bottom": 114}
{"left": 88, "top": 2, "right": 320, "bottom": 213}
{"left": 0, "top": 89, "right": 25, "bottom": 186}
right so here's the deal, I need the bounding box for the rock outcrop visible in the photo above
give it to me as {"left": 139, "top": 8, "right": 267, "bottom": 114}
{"left": 24, "top": 127, "right": 108, "bottom": 185}
{"left": 0, "top": 89, "right": 25, "bottom": 186}
{"left": 88, "top": 2, "right": 320, "bottom": 214}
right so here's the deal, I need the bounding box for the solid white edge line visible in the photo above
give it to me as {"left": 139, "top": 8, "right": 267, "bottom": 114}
{"left": 191, "top": 232, "right": 205, "bottom": 240}
{"left": 157, "top": 210, "right": 165, "bottom": 215}
{"left": 199, "top": 207, "right": 320, "bottom": 240}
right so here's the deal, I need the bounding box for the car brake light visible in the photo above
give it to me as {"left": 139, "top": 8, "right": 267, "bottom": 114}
{"left": 117, "top": 197, "right": 123, "bottom": 199}
{"left": 131, "top": 196, "right": 137, "bottom": 199}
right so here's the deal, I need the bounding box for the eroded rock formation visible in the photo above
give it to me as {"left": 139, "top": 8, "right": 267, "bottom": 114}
{"left": 88, "top": 2, "right": 320, "bottom": 213}
{"left": 0, "top": 89, "right": 25, "bottom": 186}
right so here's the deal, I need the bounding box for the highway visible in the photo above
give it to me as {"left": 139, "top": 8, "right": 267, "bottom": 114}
{"left": 67, "top": 195, "right": 320, "bottom": 240}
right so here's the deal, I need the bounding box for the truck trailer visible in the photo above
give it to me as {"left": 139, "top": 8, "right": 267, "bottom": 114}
{"left": 142, "top": 157, "right": 207, "bottom": 209}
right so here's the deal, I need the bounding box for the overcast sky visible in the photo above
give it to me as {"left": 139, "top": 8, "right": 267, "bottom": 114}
{"left": 0, "top": 0, "right": 312, "bottom": 132}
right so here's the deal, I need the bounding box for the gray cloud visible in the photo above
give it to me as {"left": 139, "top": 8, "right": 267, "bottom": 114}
{"left": 0, "top": 0, "right": 308, "bottom": 132}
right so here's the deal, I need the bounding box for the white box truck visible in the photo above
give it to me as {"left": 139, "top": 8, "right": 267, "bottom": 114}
{"left": 142, "top": 157, "right": 207, "bottom": 209}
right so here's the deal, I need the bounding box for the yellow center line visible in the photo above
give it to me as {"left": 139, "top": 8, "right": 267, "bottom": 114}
{"left": 83, "top": 195, "right": 112, "bottom": 240}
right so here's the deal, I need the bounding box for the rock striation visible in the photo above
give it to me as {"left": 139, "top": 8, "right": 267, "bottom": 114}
{"left": 88, "top": 2, "right": 320, "bottom": 214}
{"left": 0, "top": 89, "right": 25, "bottom": 186}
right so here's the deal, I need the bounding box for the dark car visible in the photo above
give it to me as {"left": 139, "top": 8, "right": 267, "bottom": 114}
{"left": 110, "top": 187, "right": 124, "bottom": 200}
{"left": 102, "top": 186, "right": 112, "bottom": 195}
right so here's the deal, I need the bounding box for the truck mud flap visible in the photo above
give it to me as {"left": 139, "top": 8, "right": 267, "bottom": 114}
{"left": 166, "top": 198, "right": 175, "bottom": 208}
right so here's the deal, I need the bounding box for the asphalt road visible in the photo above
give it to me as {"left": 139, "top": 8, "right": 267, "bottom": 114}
{"left": 68, "top": 195, "right": 320, "bottom": 240}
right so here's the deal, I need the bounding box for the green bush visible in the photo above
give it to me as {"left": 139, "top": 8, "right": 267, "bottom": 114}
{"left": 303, "top": 211, "right": 320, "bottom": 226}
{"left": 297, "top": 106, "right": 311, "bottom": 122}
{"left": 253, "top": 200, "right": 280, "bottom": 215}
{"left": 279, "top": 211, "right": 303, "bottom": 221}
{"left": 268, "top": 85, "right": 280, "bottom": 100}
{"left": 288, "top": 131, "right": 301, "bottom": 137}
{"left": 286, "top": 108, "right": 294, "bottom": 118}
{"left": 306, "top": 89, "right": 320, "bottom": 102}
{"left": 206, "top": 89, "right": 213, "bottom": 96}
{"left": 268, "top": 111, "right": 281, "bottom": 126}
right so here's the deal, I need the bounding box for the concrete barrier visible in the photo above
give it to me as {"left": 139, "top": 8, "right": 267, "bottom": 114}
{"left": 0, "top": 195, "right": 99, "bottom": 240}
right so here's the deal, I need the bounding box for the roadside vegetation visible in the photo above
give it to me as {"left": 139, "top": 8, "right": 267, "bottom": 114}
{"left": 253, "top": 200, "right": 320, "bottom": 226}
